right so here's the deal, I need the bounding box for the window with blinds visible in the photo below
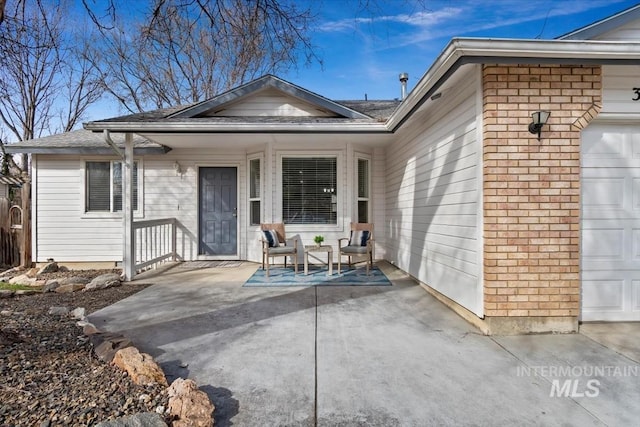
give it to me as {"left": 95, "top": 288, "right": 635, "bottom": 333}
{"left": 86, "top": 161, "right": 139, "bottom": 212}
{"left": 249, "top": 158, "right": 261, "bottom": 225}
{"left": 282, "top": 157, "right": 337, "bottom": 224}
{"left": 86, "top": 162, "right": 110, "bottom": 211}
{"left": 357, "top": 158, "right": 370, "bottom": 223}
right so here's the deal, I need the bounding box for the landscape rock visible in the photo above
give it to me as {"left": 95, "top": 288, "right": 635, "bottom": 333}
{"left": 70, "top": 307, "right": 86, "bottom": 320}
{"left": 112, "top": 347, "right": 168, "bottom": 387}
{"left": 85, "top": 273, "right": 122, "bottom": 291}
{"left": 43, "top": 280, "right": 60, "bottom": 292}
{"left": 37, "top": 262, "right": 59, "bottom": 276}
{"left": 26, "top": 267, "right": 40, "bottom": 278}
{"left": 58, "top": 276, "right": 91, "bottom": 286}
{"left": 48, "top": 306, "right": 70, "bottom": 316}
{"left": 0, "top": 280, "right": 161, "bottom": 426}
{"left": 167, "top": 378, "right": 214, "bottom": 427}
{"left": 55, "top": 283, "right": 86, "bottom": 293}
{"left": 0, "top": 266, "right": 23, "bottom": 280}
{"left": 90, "top": 332, "right": 133, "bottom": 363}
{"left": 95, "top": 412, "right": 168, "bottom": 427}
{"left": 15, "top": 289, "right": 37, "bottom": 296}
{"left": 0, "top": 289, "right": 14, "bottom": 298}
{"left": 77, "top": 320, "right": 101, "bottom": 335}
{"left": 8, "top": 274, "right": 37, "bottom": 285}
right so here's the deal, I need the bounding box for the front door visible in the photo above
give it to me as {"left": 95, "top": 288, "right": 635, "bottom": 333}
{"left": 199, "top": 167, "right": 237, "bottom": 256}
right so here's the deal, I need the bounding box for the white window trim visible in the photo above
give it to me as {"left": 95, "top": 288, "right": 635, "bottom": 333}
{"left": 80, "top": 158, "right": 145, "bottom": 219}
{"left": 276, "top": 150, "right": 343, "bottom": 232}
{"left": 356, "top": 153, "right": 372, "bottom": 223}
{"left": 247, "top": 153, "right": 263, "bottom": 227}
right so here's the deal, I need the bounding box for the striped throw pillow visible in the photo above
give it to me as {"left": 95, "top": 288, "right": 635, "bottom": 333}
{"left": 349, "top": 230, "right": 370, "bottom": 246}
{"left": 263, "top": 230, "right": 280, "bottom": 248}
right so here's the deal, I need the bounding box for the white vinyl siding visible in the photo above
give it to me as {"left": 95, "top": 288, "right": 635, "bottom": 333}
{"left": 385, "top": 66, "right": 482, "bottom": 315}
{"left": 36, "top": 157, "right": 123, "bottom": 262}
{"left": 581, "top": 123, "right": 640, "bottom": 321}
{"left": 594, "top": 18, "right": 640, "bottom": 41}
{"left": 207, "top": 88, "right": 336, "bottom": 117}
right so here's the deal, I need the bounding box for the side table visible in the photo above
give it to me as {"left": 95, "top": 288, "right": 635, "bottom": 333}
{"left": 304, "top": 245, "right": 333, "bottom": 275}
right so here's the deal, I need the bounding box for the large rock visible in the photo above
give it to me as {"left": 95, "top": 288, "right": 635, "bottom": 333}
{"left": 8, "top": 274, "right": 37, "bottom": 285}
{"left": 84, "top": 273, "right": 122, "bottom": 291}
{"left": 70, "top": 307, "right": 86, "bottom": 320}
{"left": 43, "top": 280, "right": 60, "bottom": 293}
{"left": 58, "top": 276, "right": 90, "bottom": 286}
{"left": 90, "top": 332, "right": 133, "bottom": 363}
{"left": 0, "top": 266, "right": 24, "bottom": 280}
{"left": 25, "top": 267, "right": 40, "bottom": 278}
{"left": 48, "top": 306, "right": 70, "bottom": 316}
{"left": 54, "top": 283, "right": 86, "bottom": 293}
{"left": 112, "top": 347, "right": 168, "bottom": 387}
{"left": 95, "top": 412, "right": 168, "bottom": 427}
{"left": 167, "top": 378, "right": 214, "bottom": 427}
{"left": 36, "top": 262, "right": 58, "bottom": 276}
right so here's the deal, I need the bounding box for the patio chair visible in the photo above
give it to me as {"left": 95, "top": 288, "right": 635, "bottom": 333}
{"left": 260, "top": 223, "right": 298, "bottom": 277}
{"left": 338, "top": 222, "right": 374, "bottom": 275}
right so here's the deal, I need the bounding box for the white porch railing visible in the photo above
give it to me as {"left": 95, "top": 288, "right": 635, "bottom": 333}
{"left": 133, "top": 218, "right": 177, "bottom": 273}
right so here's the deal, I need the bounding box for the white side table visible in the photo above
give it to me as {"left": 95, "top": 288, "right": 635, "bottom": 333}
{"left": 304, "top": 245, "right": 333, "bottom": 276}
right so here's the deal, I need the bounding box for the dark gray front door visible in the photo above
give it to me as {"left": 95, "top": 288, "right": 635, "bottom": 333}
{"left": 199, "top": 167, "right": 237, "bottom": 255}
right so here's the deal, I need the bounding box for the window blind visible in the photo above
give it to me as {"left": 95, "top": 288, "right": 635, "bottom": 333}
{"left": 282, "top": 157, "right": 337, "bottom": 224}
{"left": 86, "top": 162, "right": 110, "bottom": 211}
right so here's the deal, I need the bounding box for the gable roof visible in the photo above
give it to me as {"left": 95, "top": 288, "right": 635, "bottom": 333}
{"left": 169, "top": 75, "right": 372, "bottom": 120}
{"left": 558, "top": 4, "right": 640, "bottom": 40}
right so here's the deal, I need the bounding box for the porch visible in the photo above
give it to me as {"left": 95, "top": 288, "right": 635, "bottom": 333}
{"left": 89, "top": 261, "right": 640, "bottom": 426}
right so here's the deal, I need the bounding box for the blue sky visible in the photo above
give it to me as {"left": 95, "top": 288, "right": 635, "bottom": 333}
{"left": 284, "top": 0, "right": 640, "bottom": 101}
{"left": 87, "top": 0, "right": 639, "bottom": 120}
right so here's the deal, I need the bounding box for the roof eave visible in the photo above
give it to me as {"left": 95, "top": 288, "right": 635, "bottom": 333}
{"left": 386, "top": 38, "right": 640, "bottom": 131}
{"left": 3, "top": 146, "right": 172, "bottom": 155}
{"left": 84, "top": 121, "right": 391, "bottom": 134}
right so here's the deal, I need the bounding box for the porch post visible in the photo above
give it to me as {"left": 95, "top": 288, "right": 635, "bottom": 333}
{"left": 123, "top": 133, "right": 135, "bottom": 281}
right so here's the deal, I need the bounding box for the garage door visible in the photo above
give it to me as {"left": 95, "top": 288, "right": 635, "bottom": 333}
{"left": 581, "top": 124, "right": 640, "bottom": 321}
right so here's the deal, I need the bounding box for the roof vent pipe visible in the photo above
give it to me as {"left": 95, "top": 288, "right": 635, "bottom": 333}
{"left": 399, "top": 72, "right": 409, "bottom": 100}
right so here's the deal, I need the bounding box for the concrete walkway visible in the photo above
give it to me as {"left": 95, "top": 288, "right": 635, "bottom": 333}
{"left": 90, "top": 262, "right": 640, "bottom": 426}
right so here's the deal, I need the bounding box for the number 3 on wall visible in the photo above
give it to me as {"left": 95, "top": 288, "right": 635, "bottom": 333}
{"left": 633, "top": 88, "right": 640, "bottom": 101}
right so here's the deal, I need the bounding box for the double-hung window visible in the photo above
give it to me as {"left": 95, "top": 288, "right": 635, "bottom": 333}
{"left": 282, "top": 157, "right": 337, "bottom": 224}
{"left": 249, "top": 157, "right": 261, "bottom": 225}
{"left": 85, "top": 161, "right": 139, "bottom": 213}
{"left": 357, "top": 157, "right": 370, "bottom": 223}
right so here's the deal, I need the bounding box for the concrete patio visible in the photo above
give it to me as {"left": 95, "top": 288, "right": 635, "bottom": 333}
{"left": 90, "top": 262, "right": 640, "bottom": 426}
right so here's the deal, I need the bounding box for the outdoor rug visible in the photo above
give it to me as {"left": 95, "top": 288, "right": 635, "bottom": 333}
{"left": 243, "top": 264, "right": 392, "bottom": 287}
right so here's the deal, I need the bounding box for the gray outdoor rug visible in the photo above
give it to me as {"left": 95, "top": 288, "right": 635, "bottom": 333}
{"left": 243, "top": 264, "right": 391, "bottom": 287}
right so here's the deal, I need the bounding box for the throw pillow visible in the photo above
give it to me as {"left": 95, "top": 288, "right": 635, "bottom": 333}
{"left": 349, "top": 230, "right": 370, "bottom": 246}
{"left": 263, "top": 229, "right": 280, "bottom": 248}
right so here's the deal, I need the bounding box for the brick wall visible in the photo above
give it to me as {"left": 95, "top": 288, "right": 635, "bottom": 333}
{"left": 482, "top": 64, "right": 602, "bottom": 321}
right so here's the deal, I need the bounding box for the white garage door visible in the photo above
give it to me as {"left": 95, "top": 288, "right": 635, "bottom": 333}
{"left": 582, "top": 123, "right": 640, "bottom": 321}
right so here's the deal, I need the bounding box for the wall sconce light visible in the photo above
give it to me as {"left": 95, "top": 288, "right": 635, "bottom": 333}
{"left": 173, "top": 161, "right": 183, "bottom": 175}
{"left": 528, "top": 111, "right": 550, "bottom": 140}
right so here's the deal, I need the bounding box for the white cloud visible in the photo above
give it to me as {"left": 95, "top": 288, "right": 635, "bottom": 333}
{"left": 318, "top": 8, "right": 463, "bottom": 33}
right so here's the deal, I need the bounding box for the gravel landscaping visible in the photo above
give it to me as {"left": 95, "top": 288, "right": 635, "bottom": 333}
{"left": 0, "top": 270, "right": 170, "bottom": 426}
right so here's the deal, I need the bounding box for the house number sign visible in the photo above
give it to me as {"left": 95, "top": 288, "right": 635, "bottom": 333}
{"left": 633, "top": 88, "right": 640, "bottom": 101}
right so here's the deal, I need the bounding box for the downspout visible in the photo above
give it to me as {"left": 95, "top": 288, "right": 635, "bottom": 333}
{"left": 103, "top": 129, "right": 124, "bottom": 159}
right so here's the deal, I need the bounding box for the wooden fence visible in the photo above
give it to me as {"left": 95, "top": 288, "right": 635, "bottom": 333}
{"left": 0, "top": 197, "right": 20, "bottom": 268}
